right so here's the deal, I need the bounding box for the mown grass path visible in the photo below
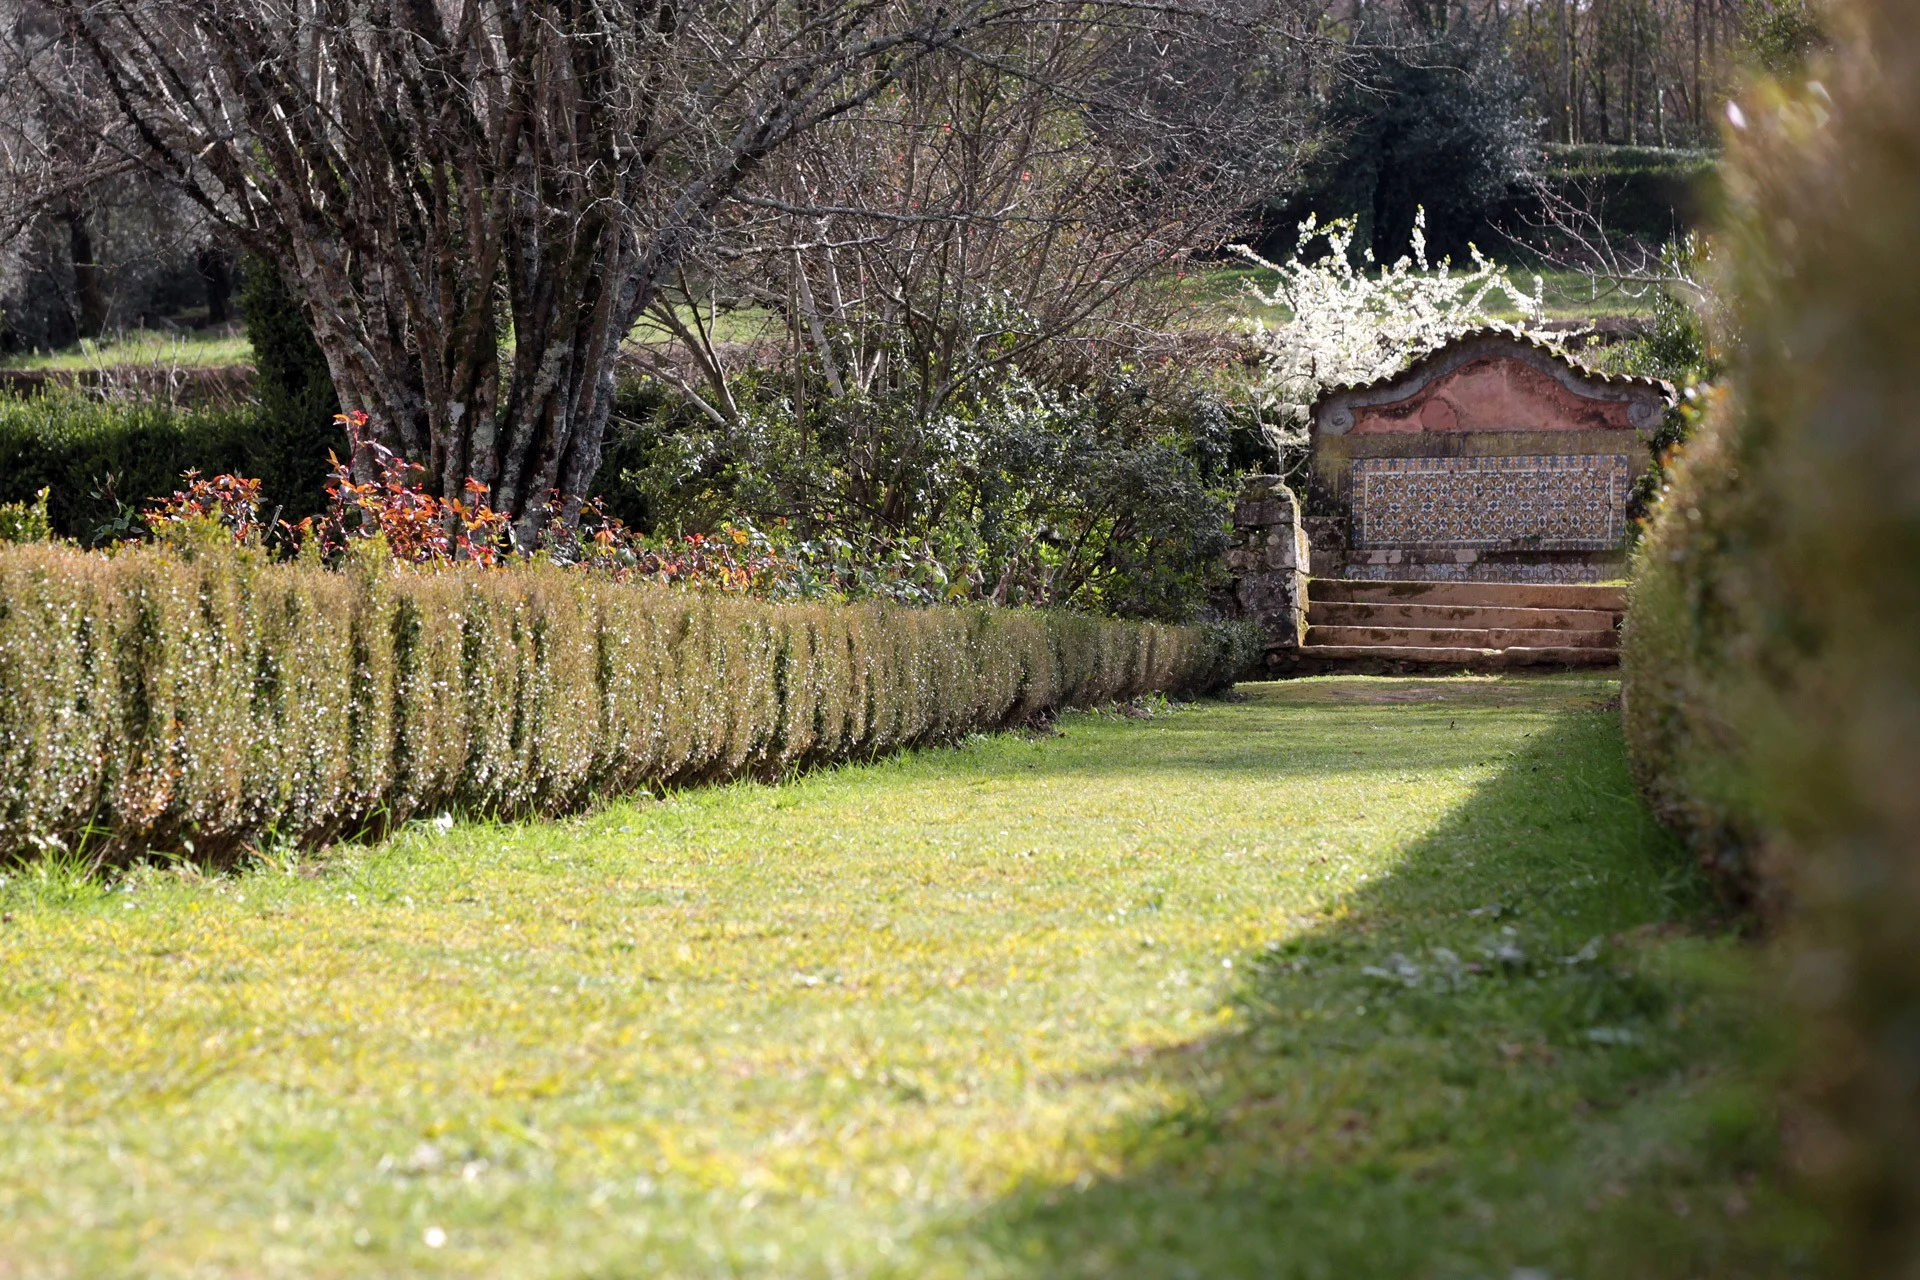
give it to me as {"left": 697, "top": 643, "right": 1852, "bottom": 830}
{"left": 0, "top": 677, "right": 1818, "bottom": 1278}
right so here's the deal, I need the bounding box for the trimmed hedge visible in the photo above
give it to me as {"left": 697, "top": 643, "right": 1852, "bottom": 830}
{"left": 1619, "top": 394, "right": 1770, "bottom": 910}
{"left": 0, "top": 542, "right": 1253, "bottom": 866}
{"left": 0, "top": 393, "right": 341, "bottom": 541}
{"left": 1619, "top": 8, "right": 1920, "bottom": 1270}
{"left": 1537, "top": 143, "right": 1717, "bottom": 241}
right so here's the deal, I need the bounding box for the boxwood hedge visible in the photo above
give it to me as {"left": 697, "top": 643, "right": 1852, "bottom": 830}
{"left": 0, "top": 541, "right": 1253, "bottom": 867}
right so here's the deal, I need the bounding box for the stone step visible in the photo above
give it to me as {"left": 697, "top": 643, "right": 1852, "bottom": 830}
{"left": 1298, "top": 644, "right": 1620, "bottom": 668}
{"left": 1308, "top": 578, "right": 1629, "bottom": 613}
{"left": 1305, "top": 624, "right": 1619, "bottom": 650}
{"left": 1306, "top": 600, "right": 1619, "bottom": 632}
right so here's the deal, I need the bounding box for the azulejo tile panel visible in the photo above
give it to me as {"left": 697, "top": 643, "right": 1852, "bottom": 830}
{"left": 1342, "top": 561, "right": 1615, "bottom": 583}
{"left": 1352, "top": 454, "right": 1633, "bottom": 551}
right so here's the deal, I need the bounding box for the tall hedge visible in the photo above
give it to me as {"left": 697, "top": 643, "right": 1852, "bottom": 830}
{"left": 0, "top": 395, "right": 258, "bottom": 540}
{"left": 1537, "top": 143, "right": 1716, "bottom": 241}
{"left": 0, "top": 542, "right": 1251, "bottom": 866}
{"left": 1620, "top": 394, "right": 1770, "bottom": 910}
{"left": 236, "top": 255, "right": 343, "bottom": 515}
{"left": 0, "top": 394, "right": 338, "bottom": 540}
{"left": 1618, "top": 3, "right": 1920, "bottom": 1271}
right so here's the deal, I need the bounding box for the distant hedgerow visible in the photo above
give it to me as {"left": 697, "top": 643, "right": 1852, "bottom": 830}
{"left": 0, "top": 541, "right": 1255, "bottom": 867}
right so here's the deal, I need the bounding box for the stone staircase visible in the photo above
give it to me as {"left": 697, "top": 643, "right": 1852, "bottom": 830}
{"left": 1300, "top": 579, "right": 1626, "bottom": 669}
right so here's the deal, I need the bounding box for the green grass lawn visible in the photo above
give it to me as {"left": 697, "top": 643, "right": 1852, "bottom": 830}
{"left": 0, "top": 329, "right": 253, "bottom": 372}
{"left": 0, "top": 266, "right": 1642, "bottom": 379}
{"left": 0, "top": 676, "right": 1820, "bottom": 1278}
{"left": 628, "top": 303, "right": 782, "bottom": 349}
{"left": 0, "top": 313, "right": 769, "bottom": 376}
{"left": 1180, "top": 264, "right": 1657, "bottom": 328}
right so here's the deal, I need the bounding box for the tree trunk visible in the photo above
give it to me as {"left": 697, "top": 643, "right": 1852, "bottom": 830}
{"left": 198, "top": 246, "right": 234, "bottom": 327}
{"left": 47, "top": 0, "right": 1081, "bottom": 541}
{"left": 62, "top": 204, "right": 107, "bottom": 339}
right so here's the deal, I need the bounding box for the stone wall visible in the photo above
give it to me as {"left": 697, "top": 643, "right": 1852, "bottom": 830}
{"left": 1307, "top": 331, "right": 1671, "bottom": 584}
{"left": 1218, "top": 475, "right": 1310, "bottom": 674}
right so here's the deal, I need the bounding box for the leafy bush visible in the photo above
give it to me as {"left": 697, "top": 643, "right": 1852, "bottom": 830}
{"left": 596, "top": 370, "right": 1235, "bottom": 621}
{"left": 289, "top": 411, "right": 514, "bottom": 565}
{"left": 0, "top": 488, "right": 52, "bottom": 544}
{"left": 0, "top": 540, "right": 1254, "bottom": 867}
{"left": 1619, "top": 10, "right": 1920, "bottom": 1270}
{"left": 144, "top": 470, "right": 270, "bottom": 547}
{"left": 1584, "top": 237, "right": 1725, "bottom": 536}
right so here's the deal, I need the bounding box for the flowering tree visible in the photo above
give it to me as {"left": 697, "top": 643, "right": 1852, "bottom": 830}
{"left": 1233, "top": 209, "right": 1548, "bottom": 456}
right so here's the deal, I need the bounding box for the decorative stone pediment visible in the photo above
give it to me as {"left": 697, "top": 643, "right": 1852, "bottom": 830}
{"left": 1314, "top": 330, "right": 1670, "bottom": 439}
{"left": 1304, "top": 330, "right": 1674, "bottom": 584}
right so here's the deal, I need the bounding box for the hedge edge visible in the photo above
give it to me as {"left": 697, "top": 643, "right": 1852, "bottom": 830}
{"left": 0, "top": 542, "right": 1256, "bottom": 866}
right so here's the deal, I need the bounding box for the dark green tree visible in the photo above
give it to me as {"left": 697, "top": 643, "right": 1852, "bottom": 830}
{"left": 1271, "top": 23, "right": 1535, "bottom": 263}
{"left": 238, "top": 255, "right": 341, "bottom": 521}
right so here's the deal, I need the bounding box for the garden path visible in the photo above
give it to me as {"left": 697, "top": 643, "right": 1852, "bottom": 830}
{"left": 0, "top": 676, "right": 1815, "bottom": 1278}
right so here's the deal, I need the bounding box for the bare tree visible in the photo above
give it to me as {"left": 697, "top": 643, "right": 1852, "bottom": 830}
{"left": 6, "top": 0, "right": 1131, "bottom": 535}
{"left": 1, "top": 4, "right": 153, "bottom": 344}
{"left": 1503, "top": 171, "right": 1714, "bottom": 307}
{"left": 629, "top": 1, "right": 1328, "bottom": 531}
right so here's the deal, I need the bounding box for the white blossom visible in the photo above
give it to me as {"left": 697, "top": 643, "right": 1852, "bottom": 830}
{"left": 1233, "top": 209, "right": 1552, "bottom": 456}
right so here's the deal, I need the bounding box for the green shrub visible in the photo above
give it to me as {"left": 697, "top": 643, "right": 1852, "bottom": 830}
{"left": 598, "top": 371, "right": 1234, "bottom": 622}
{"left": 1584, "top": 237, "right": 1724, "bottom": 541}
{"left": 237, "top": 255, "right": 343, "bottom": 511}
{"left": 0, "top": 393, "right": 338, "bottom": 541}
{"left": 1620, "top": 390, "right": 1770, "bottom": 910}
{"left": 0, "top": 488, "right": 51, "bottom": 544}
{"left": 238, "top": 255, "right": 336, "bottom": 414}
{"left": 0, "top": 541, "right": 1253, "bottom": 867}
{"left": 0, "top": 394, "right": 250, "bottom": 539}
{"left": 1618, "top": 6, "right": 1920, "bottom": 1270}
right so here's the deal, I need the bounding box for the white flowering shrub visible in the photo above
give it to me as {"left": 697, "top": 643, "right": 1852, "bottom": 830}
{"left": 1232, "top": 209, "right": 1549, "bottom": 451}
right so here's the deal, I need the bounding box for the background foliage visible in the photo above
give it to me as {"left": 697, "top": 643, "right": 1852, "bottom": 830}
{"left": 1266, "top": 21, "right": 1535, "bottom": 264}
{"left": 596, "top": 365, "right": 1245, "bottom": 621}
{"left": 1533, "top": 144, "right": 1718, "bottom": 244}
{"left": 0, "top": 392, "right": 340, "bottom": 541}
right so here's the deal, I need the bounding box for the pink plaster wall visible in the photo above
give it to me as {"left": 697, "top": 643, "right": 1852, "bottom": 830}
{"left": 1349, "top": 355, "right": 1635, "bottom": 434}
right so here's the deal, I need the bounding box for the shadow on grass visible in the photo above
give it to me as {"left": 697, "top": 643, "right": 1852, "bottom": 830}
{"left": 956, "top": 698, "right": 1826, "bottom": 1280}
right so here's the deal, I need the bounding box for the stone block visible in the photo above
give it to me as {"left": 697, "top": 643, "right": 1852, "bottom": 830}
{"left": 1236, "top": 573, "right": 1296, "bottom": 613}
{"left": 1225, "top": 475, "right": 1308, "bottom": 653}
{"left": 1234, "top": 499, "right": 1289, "bottom": 529}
